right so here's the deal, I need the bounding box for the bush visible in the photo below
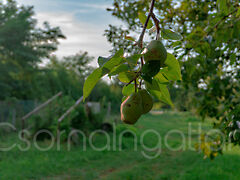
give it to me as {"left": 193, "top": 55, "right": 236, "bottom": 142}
{"left": 29, "top": 95, "right": 105, "bottom": 141}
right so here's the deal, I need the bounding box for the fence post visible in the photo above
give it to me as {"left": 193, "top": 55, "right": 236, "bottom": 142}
{"left": 57, "top": 96, "right": 83, "bottom": 133}
{"left": 20, "top": 92, "right": 62, "bottom": 137}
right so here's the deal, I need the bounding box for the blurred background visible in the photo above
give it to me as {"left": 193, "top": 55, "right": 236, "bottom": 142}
{"left": 0, "top": 0, "right": 240, "bottom": 179}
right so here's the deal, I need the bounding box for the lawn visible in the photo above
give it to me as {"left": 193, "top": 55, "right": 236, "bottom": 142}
{"left": 0, "top": 112, "right": 240, "bottom": 180}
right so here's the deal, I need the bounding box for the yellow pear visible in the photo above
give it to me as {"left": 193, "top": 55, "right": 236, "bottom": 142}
{"left": 121, "top": 92, "right": 143, "bottom": 124}
{"left": 139, "top": 89, "right": 153, "bottom": 114}
{"left": 144, "top": 40, "right": 167, "bottom": 66}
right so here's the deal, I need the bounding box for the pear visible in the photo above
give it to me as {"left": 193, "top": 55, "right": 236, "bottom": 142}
{"left": 144, "top": 40, "right": 167, "bottom": 66}
{"left": 139, "top": 89, "right": 153, "bottom": 114}
{"left": 121, "top": 92, "right": 143, "bottom": 124}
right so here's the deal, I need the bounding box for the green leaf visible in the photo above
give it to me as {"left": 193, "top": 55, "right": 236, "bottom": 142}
{"left": 103, "top": 57, "right": 124, "bottom": 71}
{"left": 113, "top": 48, "right": 124, "bottom": 58}
{"left": 145, "top": 74, "right": 168, "bottom": 91}
{"left": 148, "top": 84, "right": 173, "bottom": 107}
{"left": 237, "top": 7, "right": 240, "bottom": 17}
{"left": 125, "top": 36, "right": 135, "bottom": 41}
{"left": 118, "top": 72, "right": 136, "bottom": 83}
{"left": 83, "top": 67, "right": 109, "bottom": 101}
{"left": 161, "top": 29, "right": 182, "bottom": 40}
{"left": 146, "top": 78, "right": 160, "bottom": 91}
{"left": 138, "top": 12, "right": 153, "bottom": 29}
{"left": 122, "top": 84, "right": 135, "bottom": 96}
{"left": 126, "top": 54, "right": 142, "bottom": 65}
{"left": 109, "top": 64, "right": 129, "bottom": 77}
{"left": 83, "top": 48, "right": 125, "bottom": 101}
{"left": 102, "top": 50, "right": 124, "bottom": 70}
{"left": 155, "top": 72, "right": 169, "bottom": 84}
{"left": 158, "top": 84, "right": 173, "bottom": 107}
{"left": 98, "top": 56, "right": 111, "bottom": 67}
{"left": 161, "top": 53, "right": 182, "bottom": 81}
{"left": 97, "top": 48, "right": 124, "bottom": 67}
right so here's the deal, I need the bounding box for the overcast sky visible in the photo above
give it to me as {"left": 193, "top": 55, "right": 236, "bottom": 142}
{"left": 16, "top": 0, "right": 123, "bottom": 66}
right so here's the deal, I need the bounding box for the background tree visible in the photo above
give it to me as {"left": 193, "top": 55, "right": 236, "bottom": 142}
{"left": 39, "top": 52, "right": 94, "bottom": 100}
{"left": 0, "top": 0, "right": 65, "bottom": 100}
{"left": 0, "top": 0, "right": 123, "bottom": 115}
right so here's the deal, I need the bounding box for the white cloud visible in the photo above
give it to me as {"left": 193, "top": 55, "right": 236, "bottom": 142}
{"left": 36, "top": 11, "right": 112, "bottom": 66}
{"left": 16, "top": 0, "right": 124, "bottom": 67}
{"left": 17, "top": 0, "right": 111, "bottom": 12}
{"left": 79, "top": 3, "right": 110, "bottom": 10}
{"left": 61, "top": 1, "right": 110, "bottom": 10}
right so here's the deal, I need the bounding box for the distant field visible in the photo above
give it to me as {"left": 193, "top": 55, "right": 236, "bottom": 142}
{"left": 1, "top": 112, "right": 240, "bottom": 180}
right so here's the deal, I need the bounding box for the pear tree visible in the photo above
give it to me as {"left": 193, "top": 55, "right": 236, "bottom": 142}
{"left": 83, "top": 0, "right": 182, "bottom": 124}
{"left": 103, "top": 0, "right": 240, "bottom": 159}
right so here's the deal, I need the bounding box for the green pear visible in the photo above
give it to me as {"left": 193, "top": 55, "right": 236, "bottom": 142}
{"left": 144, "top": 40, "right": 167, "bottom": 66}
{"left": 121, "top": 92, "right": 143, "bottom": 124}
{"left": 139, "top": 89, "right": 153, "bottom": 114}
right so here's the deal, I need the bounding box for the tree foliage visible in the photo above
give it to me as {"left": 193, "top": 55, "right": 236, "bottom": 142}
{"left": 0, "top": 0, "right": 65, "bottom": 99}
{"left": 0, "top": 0, "right": 123, "bottom": 115}
{"left": 104, "top": 0, "right": 240, "bottom": 158}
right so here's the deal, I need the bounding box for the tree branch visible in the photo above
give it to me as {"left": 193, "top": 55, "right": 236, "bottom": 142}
{"left": 207, "top": 8, "right": 238, "bottom": 36}
{"left": 137, "top": 0, "right": 156, "bottom": 49}
{"left": 127, "top": 0, "right": 157, "bottom": 87}
{"left": 134, "top": 79, "right": 137, "bottom": 92}
{"left": 126, "top": 72, "right": 141, "bottom": 86}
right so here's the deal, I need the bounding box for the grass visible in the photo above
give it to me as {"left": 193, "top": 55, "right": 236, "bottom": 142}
{"left": 0, "top": 111, "right": 240, "bottom": 180}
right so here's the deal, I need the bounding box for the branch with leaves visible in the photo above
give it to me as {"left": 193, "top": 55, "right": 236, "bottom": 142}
{"left": 206, "top": 7, "right": 239, "bottom": 36}
{"left": 83, "top": 0, "right": 183, "bottom": 123}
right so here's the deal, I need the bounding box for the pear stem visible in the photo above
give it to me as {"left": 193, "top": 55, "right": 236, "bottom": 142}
{"left": 128, "top": 0, "right": 159, "bottom": 89}
{"left": 151, "top": 13, "right": 160, "bottom": 40}
{"left": 134, "top": 79, "right": 137, "bottom": 92}
{"left": 136, "top": 0, "right": 156, "bottom": 89}
{"left": 137, "top": 0, "right": 156, "bottom": 68}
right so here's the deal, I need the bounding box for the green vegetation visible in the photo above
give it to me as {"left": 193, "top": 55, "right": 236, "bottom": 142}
{"left": 0, "top": 0, "right": 122, "bottom": 113}
{"left": 104, "top": 0, "right": 240, "bottom": 158}
{"left": 0, "top": 0, "right": 239, "bottom": 178}
{"left": 1, "top": 112, "right": 240, "bottom": 179}
{"left": 83, "top": 1, "right": 183, "bottom": 126}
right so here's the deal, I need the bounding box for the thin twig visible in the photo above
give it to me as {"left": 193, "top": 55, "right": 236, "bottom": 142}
{"left": 127, "top": 0, "right": 157, "bottom": 87}
{"left": 139, "top": 78, "right": 142, "bottom": 88}
{"left": 137, "top": 0, "right": 156, "bottom": 49}
{"left": 151, "top": 12, "right": 160, "bottom": 39}
{"left": 140, "top": 56, "right": 144, "bottom": 67}
{"left": 126, "top": 79, "right": 135, "bottom": 86}
{"left": 134, "top": 79, "right": 137, "bottom": 92}
{"left": 207, "top": 8, "right": 238, "bottom": 36}
{"left": 126, "top": 72, "right": 141, "bottom": 86}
